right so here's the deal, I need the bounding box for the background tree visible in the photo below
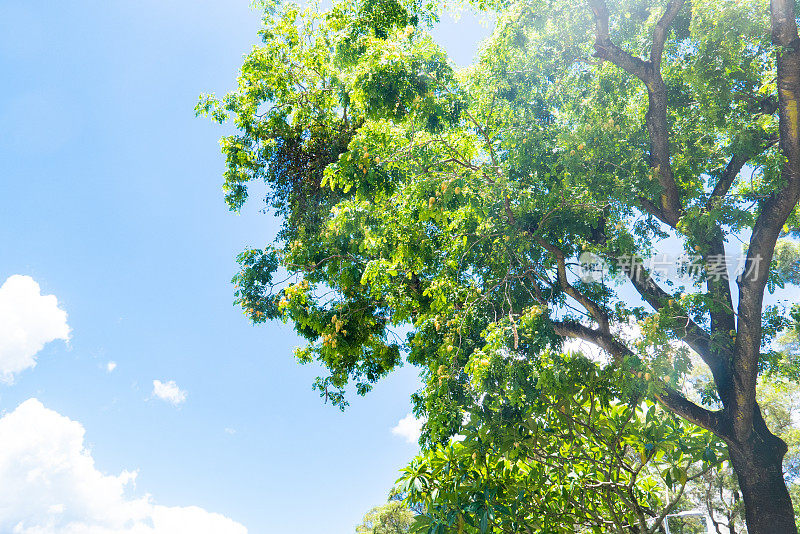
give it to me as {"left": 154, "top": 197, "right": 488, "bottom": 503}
{"left": 357, "top": 500, "right": 415, "bottom": 534}
{"left": 198, "top": 0, "right": 800, "bottom": 531}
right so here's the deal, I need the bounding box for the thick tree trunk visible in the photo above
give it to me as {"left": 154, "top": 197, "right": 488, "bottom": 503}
{"left": 728, "top": 421, "right": 796, "bottom": 534}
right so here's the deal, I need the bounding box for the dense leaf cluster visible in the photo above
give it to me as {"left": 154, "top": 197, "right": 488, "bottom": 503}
{"left": 399, "top": 356, "right": 724, "bottom": 533}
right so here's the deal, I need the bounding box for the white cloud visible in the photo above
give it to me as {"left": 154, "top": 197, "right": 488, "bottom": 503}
{"left": 391, "top": 413, "right": 424, "bottom": 444}
{"left": 0, "top": 398, "right": 247, "bottom": 534}
{"left": 0, "top": 275, "right": 70, "bottom": 382}
{"left": 106, "top": 362, "right": 117, "bottom": 373}
{"left": 151, "top": 380, "right": 186, "bottom": 406}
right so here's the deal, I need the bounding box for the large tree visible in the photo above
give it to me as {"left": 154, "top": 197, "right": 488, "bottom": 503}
{"left": 199, "top": 0, "right": 800, "bottom": 531}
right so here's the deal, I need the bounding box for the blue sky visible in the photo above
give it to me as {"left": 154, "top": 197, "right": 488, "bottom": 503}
{"left": 0, "top": 1, "right": 490, "bottom": 532}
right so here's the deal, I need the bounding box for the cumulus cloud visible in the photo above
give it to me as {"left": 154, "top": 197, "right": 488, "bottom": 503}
{"left": 151, "top": 380, "right": 186, "bottom": 406}
{"left": 0, "top": 275, "right": 70, "bottom": 382}
{"left": 0, "top": 398, "right": 247, "bottom": 534}
{"left": 391, "top": 413, "right": 424, "bottom": 444}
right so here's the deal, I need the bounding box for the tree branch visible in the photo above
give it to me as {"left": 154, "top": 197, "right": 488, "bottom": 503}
{"left": 537, "top": 238, "right": 610, "bottom": 333}
{"left": 552, "top": 320, "right": 631, "bottom": 364}
{"left": 622, "top": 261, "right": 726, "bottom": 372}
{"left": 703, "top": 233, "right": 737, "bottom": 403}
{"left": 707, "top": 134, "right": 779, "bottom": 208}
{"left": 650, "top": 0, "right": 686, "bottom": 68}
{"left": 551, "top": 320, "right": 727, "bottom": 438}
{"left": 637, "top": 195, "right": 674, "bottom": 227}
{"left": 586, "top": 0, "right": 684, "bottom": 226}
{"left": 772, "top": 0, "right": 800, "bottom": 45}
{"left": 709, "top": 153, "right": 753, "bottom": 205}
{"left": 654, "top": 387, "right": 732, "bottom": 444}
{"left": 587, "top": 0, "right": 653, "bottom": 84}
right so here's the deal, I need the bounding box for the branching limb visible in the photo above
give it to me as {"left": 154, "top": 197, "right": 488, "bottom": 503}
{"left": 622, "top": 262, "right": 726, "bottom": 373}
{"left": 551, "top": 320, "right": 630, "bottom": 363}
{"left": 538, "top": 239, "right": 610, "bottom": 333}
{"left": 551, "top": 320, "right": 728, "bottom": 439}
{"left": 586, "top": 0, "right": 684, "bottom": 225}
{"left": 704, "top": 233, "right": 736, "bottom": 378}
{"left": 654, "top": 387, "right": 733, "bottom": 443}
{"left": 650, "top": 0, "right": 686, "bottom": 68}
{"left": 707, "top": 134, "right": 778, "bottom": 208}
{"left": 732, "top": 0, "right": 800, "bottom": 437}
{"left": 586, "top": 0, "right": 654, "bottom": 84}
{"left": 637, "top": 195, "right": 673, "bottom": 226}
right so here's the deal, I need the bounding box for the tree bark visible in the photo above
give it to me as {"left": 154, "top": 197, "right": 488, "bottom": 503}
{"left": 727, "top": 411, "right": 795, "bottom": 534}
{"left": 726, "top": 3, "right": 800, "bottom": 532}
{"left": 728, "top": 405, "right": 797, "bottom": 534}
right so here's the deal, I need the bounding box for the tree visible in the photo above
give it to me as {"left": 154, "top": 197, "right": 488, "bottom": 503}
{"left": 357, "top": 500, "right": 415, "bottom": 533}
{"left": 198, "top": 0, "right": 800, "bottom": 531}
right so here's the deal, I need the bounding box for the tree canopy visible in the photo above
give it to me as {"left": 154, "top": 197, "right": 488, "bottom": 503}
{"left": 199, "top": 0, "right": 800, "bottom": 531}
{"left": 357, "top": 500, "right": 415, "bottom": 533}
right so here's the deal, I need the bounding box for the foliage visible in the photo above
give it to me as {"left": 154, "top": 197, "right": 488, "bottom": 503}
{"left": 398, "top": 352, "right": 724, "bottom": 533}
{"left": 357, "top": 500, "right": 415, "bottom": 534}
{"left": 200, "top": 0, "right": 800, "bottom": 529}
{"left": 198, "top": 0, "right": 794, "bottom": 419}
{"left": 774, "top": 240, "right": 800, "bottom": 287}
